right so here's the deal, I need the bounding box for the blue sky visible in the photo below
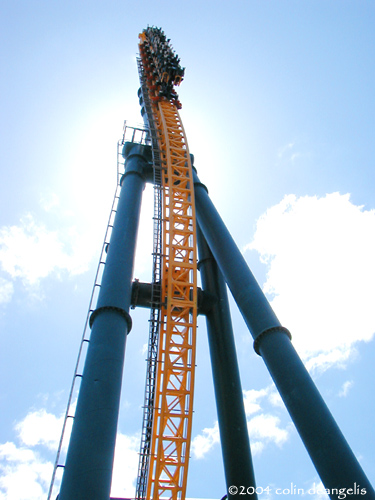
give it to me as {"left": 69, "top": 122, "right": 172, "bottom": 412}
{"left": 1, "top": 1, "right": 375, "bottom": 499}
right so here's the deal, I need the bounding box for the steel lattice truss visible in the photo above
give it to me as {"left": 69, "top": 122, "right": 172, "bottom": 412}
{"left": 137, "top": 27, "right": 198, "bottom": 500}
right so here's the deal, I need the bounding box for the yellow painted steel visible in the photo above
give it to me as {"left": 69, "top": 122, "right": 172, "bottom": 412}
{"left": 137, "top": 28, "right": 198, "bottom": 498}
{"left": 144, "top": 96, "right": 198, "bottom": 499}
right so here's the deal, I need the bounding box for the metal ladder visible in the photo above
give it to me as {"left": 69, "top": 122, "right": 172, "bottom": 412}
{"left": 47, "top": 124, "right": 148, "bottom": 500}
{"left": 135, "top": 57, "right": 165, "bottom": 500}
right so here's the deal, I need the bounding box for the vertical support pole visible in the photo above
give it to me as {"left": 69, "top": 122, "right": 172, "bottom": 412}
{"left": 58, "top": 144, "right": 150, "bottom": 500}
{"left": 193, "top": 169, "right": 375, "bottom": 500}
{"left": 197, "top": 226, "right": 257, "bottom": 499}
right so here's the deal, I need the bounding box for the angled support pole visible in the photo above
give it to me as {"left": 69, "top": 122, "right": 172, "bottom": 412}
{"left": 197, "top": 225, "right": 257, "bottom": 499}
{"left": 59, "top": 143, "right": 150, "bottom": 500}
{"left": 192, "top": 168, "right": 375, "bottom": 500}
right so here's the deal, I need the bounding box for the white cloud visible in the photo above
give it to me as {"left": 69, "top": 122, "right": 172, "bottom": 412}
{"left": 243, "top": 389, "right": 291, "bottom": 457}
{"left": 0, "top": 441, "right": 52, "bottom": 500}
{"left": 250, "top": 441, "right": 265, "bottom": 456}
{"left": 192, "top": 411, "right": 290, "bottom": 461}
{"left": 192, "top": 387, "right": 290, "bottom": 461}
{"left": 39, "top": 191, "right": 60, "bottom": 212}
{"left": 0, "top": 406, "right": 74, "bottom": 499}
{"left": 0, "top": 214, "right": 90, "bottom": 288}
{"left": 305, "top": 346, "right": 355, "bottom": 374}
{"left": 277, "top": 142, "right": 301, "bottom": 164}
{"left": 191, "top": 421, "right": 220, "bottom": 459}
{"left": 0, "top": 165, "right": 154, "bottom": 303}
{"left": 141, "top": 342, "right": 148, "bottom": 356}
{"left": 244, "top": 386, "right": 286, "bottom": 415}
{"left": 1, "top": 406, "right": 141, "bottom": 500}
{"left": 246, "top": 193, "right": 375, "bottom": 370}
{"left": 0, "top": 277, "right": 13, "bottom": 304}
{"left": 278, "top": 142, "right": 293, "bottom": 156}
{"left": 267, "top": 390, "right": 283, "bottom": 408}
{"left": 15, "top": 408, "right": 64, "bottom": 451}
{"left": 338, "top": 380, "right": 354, "bottom": 398}
{"left": 247, "top": 414, "right": 289, "bottom": 455}
{"left": 243, "top": 388, "right": 268, "bottom": 416}
{"left": 110, "top": 432, "right": 140, "bottom": 498}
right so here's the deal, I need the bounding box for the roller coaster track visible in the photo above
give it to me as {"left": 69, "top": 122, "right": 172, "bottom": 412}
{"left": 136, "top": 27, "right": 198, "bottom": 500}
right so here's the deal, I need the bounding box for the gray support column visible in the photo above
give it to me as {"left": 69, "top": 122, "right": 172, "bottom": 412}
{"left": 197, "top": 226, "right": 257, "bottom": 499}
{"left": 59, "top": 144, "right": 149, "bottom": 500}
{"left": 193, "top": 169, "right": 375, "bottom": 500}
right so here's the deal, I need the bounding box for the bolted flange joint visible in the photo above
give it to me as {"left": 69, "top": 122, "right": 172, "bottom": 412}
{"left": 253, "top": 326, "right": 292, "bottom": 356}
{"left": 89, "top": 305, "right": 133, "bottom": 333}
{"left": 121, "top": 142, "right": 153, "bottom": 184}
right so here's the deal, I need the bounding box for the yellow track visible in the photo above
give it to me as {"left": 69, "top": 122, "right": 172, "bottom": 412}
{"left": 137, "top": 27, "right": 198, "bottom": 498}
{"left": 145, "top": 98, "right": 198, "bottom": 499}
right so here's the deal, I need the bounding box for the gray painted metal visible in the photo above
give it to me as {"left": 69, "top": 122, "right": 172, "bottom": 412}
{"left": 192, "top": 169, "right": 375, "bottom": 500}
{"left": 130, "top": 280, "right": 215, "bottom": 316}
{"left": 58, "top": 144, "right": 149, "bottom": 500}
{"left": 197, "top": 226, "right": 257, "bottom": 499}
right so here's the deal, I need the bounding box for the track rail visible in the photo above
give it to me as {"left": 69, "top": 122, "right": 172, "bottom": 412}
{"left": 137, "top": 27, "right": 198, "bottom": 500}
